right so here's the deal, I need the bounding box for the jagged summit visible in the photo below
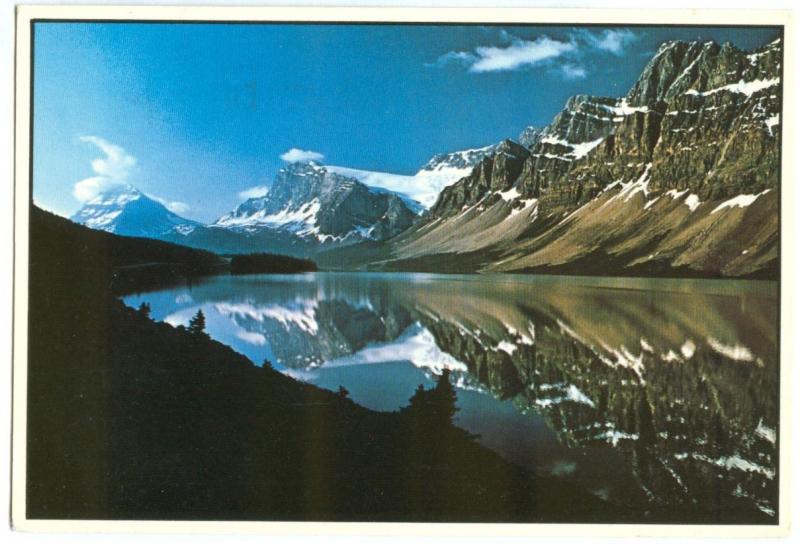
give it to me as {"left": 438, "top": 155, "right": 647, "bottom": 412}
{"left": 419, "top": 143, "right": 499, "bottom": 173}
{"left": 626, "top": 37, "right": 781, "bottom": 106}
{"left": 213, "top": 161, "right": 418, "bottom": 247}
{"left": 518, "top": 126, "right": 543, "bottom": 148}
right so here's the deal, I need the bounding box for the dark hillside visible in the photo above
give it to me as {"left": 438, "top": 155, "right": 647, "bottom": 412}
{"left": 26, "top": 205, "right": 629, "bottom": 522}
{"left": 31, "top": 206, "right": 225, "bottom": 295}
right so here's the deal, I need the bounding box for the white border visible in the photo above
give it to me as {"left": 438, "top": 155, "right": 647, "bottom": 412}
{"left": 11, "top": 4, "right": 795, "bottom": 537}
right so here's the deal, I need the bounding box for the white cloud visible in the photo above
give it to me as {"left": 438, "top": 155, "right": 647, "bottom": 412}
{"left": 430, "top": 35, "right": 576, "bottom": 73}
{"left": 425, "top": 50, "right": 476, "bottom": 68}
{"left": 166, "top": 202, "right": 190, "bottom": 215}
{"left": 559, "top": 64, "right": 587, "bottom": 79}
{"left": 73, "top": 136, "right": 189, "bottom": 216}
{"left": 238, "top": 185, "right": 269, "bottom": 200}
{"left": 79, "top": 135, "right": 136, "bottom": 180}
{"left": 430, "top": 29, "right": 640, "bottom": 76}
{"left": 148, "top": 194, "right": 191, "bottom": 215}
{"left": 280, "top": 148, "right": 325, "bottom": 163}
{"left": 236, "top": 330, "right": 267, "bottom": 346}
{"left": 573, "top": 29, "right": 639, "bottom": 56}
{"left": 446, "top": 33, "right": 576, "bottom": 73}
{"left": 73, "top": 136, "right": 138, "bottom": 203}
{"left": 471, "top": 36, "right": 576, "bottom": 73}
{"left": 73, "top": 175, "right": 124, "bottom": 202}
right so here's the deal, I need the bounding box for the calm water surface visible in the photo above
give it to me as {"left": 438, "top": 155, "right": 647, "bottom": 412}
{"left": 124, "top": 272, "right": 779, "bottom": 518}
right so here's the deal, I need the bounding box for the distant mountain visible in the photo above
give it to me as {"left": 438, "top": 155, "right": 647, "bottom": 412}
{"left": 323, "top": 37, "right": 782, "bottom": 278}
{"left": 71, "top": 184, "right": 200, "bottom": 238}
{"left": 210, "top": 161, "right": 419, "bottom": 252}
{"left": 68, "top": 162, "right": 426, "bottom": 256}
{"left": 419, "top": 144, "right": 501, "bottom": 174}
{"left": 69, "top": 182, "right": 261, "bottom": 255}
{"left": 68, "top": 136, "right": 500, "bottom": 256}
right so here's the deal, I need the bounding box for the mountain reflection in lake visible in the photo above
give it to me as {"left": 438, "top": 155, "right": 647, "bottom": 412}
{"left": 124, "top": 272, "right": 778, "bottom": 520}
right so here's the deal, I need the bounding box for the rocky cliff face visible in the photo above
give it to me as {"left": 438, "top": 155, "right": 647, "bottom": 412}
{"left": 382, "top": 37, "right": 782, "bottom": 278}
{"left": 428, "top": 140, "right": 531, "bottom": 217}
{"left": 212, "top": 161, "right": 419, "bottom": 252}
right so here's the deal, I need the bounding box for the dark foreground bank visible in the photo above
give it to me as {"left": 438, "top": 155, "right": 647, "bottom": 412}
{"left": 26, "top": 206, "right": 629, "bottom": 522}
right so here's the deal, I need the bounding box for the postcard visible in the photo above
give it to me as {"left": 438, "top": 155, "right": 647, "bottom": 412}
{"left": 11, "top": 4, "right": 793, "bottom": 537}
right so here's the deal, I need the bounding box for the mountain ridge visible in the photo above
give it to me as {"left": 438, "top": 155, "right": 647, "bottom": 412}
{"left": 347, "top": 37, "right": 782, "bottom": 278}
{"left": 68, "top": 143, "right": 498, "bottom": 256}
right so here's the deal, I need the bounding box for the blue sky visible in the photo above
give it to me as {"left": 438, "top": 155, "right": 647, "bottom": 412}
{"left": 32, "top": 23, "right": 779, "bottom": 222}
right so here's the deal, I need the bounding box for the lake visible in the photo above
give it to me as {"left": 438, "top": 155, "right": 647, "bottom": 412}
{"left": 124, "top": 272, "right": 779, "bottom": 519}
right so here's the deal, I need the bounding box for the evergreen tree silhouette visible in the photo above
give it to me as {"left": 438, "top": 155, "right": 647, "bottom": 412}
{"left": 433, "top": 368, "right": 458, "bottom": 424}
{"left": 407, "top": 384, "right": 428, "bottom": 413}
{"left": 188, "top": 309, "right": 207, "bottom": 336}
{"left": 137, "top": 302, "right": 151, "bottom": 319}
{"left": 404, "top": 370, "right": 459, "bottom": 429}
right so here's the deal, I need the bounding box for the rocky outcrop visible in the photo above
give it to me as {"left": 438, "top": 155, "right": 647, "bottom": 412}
{"left": 518, "top": 126, "right": 543, "bottom": 148}
{"left": 428, "top": 140, "right": 530, "bottom": 218}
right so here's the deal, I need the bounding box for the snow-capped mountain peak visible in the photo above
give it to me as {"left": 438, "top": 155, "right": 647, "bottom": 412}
{"left": 212, "top": 161, "right": 419, "bottom": 247}
{"left": 71, "top": 183, "right": 199, "bottom": 238}
{"left": 419, "top": 143, "right": 499, "bottom": 173}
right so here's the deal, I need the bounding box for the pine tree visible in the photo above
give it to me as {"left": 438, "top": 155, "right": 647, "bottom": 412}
{"left": 407, "top": 384, "right": 428, "bottom": 412}
{"left": 433, "top": 369, "right": 459, "bottom": 425}
{"left": 403, "top": 371, "right": 459, "bottom": 429}
{"left": 188, "top": 309, "right": 207, "bottom": 336}
{"left": 137, "top": 302, "right": 151, "bottom": 319}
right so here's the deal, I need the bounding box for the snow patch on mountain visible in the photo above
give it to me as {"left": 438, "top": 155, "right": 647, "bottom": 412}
{"left": 216, "top": 199, "right": 320, "bottom": 230}
{"left": 711, "top": 190, "right": 771, "bottom": 214}
{"left": 327, "top": 144, "right": 497, "bottom": 209}
{"left": 215, "top": 301, "right": 320, "bottom": 336}
{"left": 539, "top": 135, "right": 605, "bottom": 160}
{"left": 212, "top": 161, "right": 419, "bottom": 247}
{"left": 325, "top": 166, "right": 427, "bottom": 212}
{"left": 290, "top": 323, "right": 468, "bottom": 374}
{"left": 685, "top": 77, "right": 779, "bottom": 98}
